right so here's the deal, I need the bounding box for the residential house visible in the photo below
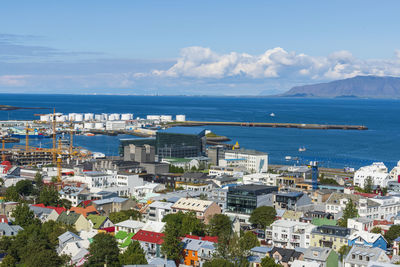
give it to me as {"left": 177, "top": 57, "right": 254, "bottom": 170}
{"left": 56, "top": 212, "right": 91, "bottom": 232}
{"left": 30, "top": 204, "right": 65, "bottom": 222}
{"left": 91, "top": 197, "right": 136, "bottom": 216}
{"left": 274, "top": 192, "right": 312, "bottom": 211}
{"left": 147, "top": 201, "right": 173, "bottom": 222}
{"left": 348, "top": 231, "right": 387, "bottom": 250}
{"left": 249, "top": 246, "right": 272, "bottom": 267}
{"left": 267, "top": 247, "right": 304, "bottom": 267}
{"left": 59, "top": 186, "right": 88, "bottom": 207}
{"left": 87, "top": 215, "right": 114, "bottom": 230}
{"left": 57, "top": 231, "right": 89, "bottom": 266}
{"left": 325, "top": 193, "right": 380, "bottom": 219}
{"left": 141, "top": 221, "right": 165, "bottom": 233}
{"left": 354, "top": 162, "right": 393, "bottom": 188}
{"left": 344, "top": 246, "right": 391, "bottom": 267}
{"left": 132, "top": 230, "right": 164, "bottom": 257}
{"left": 171, "top": 198, "right": 221, "bottom": 224}
{"left": 0, "top": 223, "right": 22, "bottom": 236}
{"left": 371, "top": 195, "right": 400, "bottom": 220}
{"left": 393, "top": 237, "right": 400, "bottom": 255}
{"left": 70, "top": 206, "right": 99, "bottom": 218}
{"left": 268, "top": 219, "right": 315, "bottom": 249}
{"left": 182, "top": 236, "right": 218, "bottom": 266}
{"left": 292, "top": 260, "right": 320, "bottom": 267}
{"left": 115, "top": 219, "right": 144, "bottom": 234}
{"left": 347, "top": 217, "right": 374, "bottom": 232}
{"left": 303, "top": 247, "right": 338, "bottom": 267}
{"left": 310, "top": 225, "right": 351, "bottom": 252}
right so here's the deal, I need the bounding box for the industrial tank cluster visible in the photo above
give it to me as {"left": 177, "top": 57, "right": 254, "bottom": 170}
{"left": 39, "top": 113, "right": 186, "bottom": 123}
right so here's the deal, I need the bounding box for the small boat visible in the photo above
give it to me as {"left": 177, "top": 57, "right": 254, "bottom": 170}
{"left": 85, "top": 133, "right": 95, "bottom": 136}
{"left": 298, "top": 146, "right": 306, "bottom": 152}
{"left": 270, "top": 113, "right": 275, "bottom": 117}
{"left": 285, "top": 156, "right": 292, "bottom": 160}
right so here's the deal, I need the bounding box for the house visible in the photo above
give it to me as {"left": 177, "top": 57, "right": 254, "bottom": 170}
{"left": 267, "top": 247, "right": 304, "bottom": 267}
{"left": 70, "top": 206, "right": 99, "bottom": 218}
{"left": 91, "top": 197, "right": 136, "bottom": 216}
{"left": 115, "top": 219, "right": 144, "bottom": 234}
{"left": 182, "top": 236, "right": 217, "bottom": 266}
{"left": 274, "top": 192, "right": 312, "bottom": 211}
{"left": 115, "top": 231, "right": 136, "bottom": 249}
{"left": 310, "top": 225, "right": 351, "bottom": 252}
{"left": 147, "top": 201, "right": 173, "bottom": 222}
{"left": 303, "top": 247, "right": 338, "bottom": 267}
{"left": 56, "top": 212, "right": 91, "bottom": 232}
{"left": 0, "top": 222, "right": 22, "bottom": 236}
{"left": 141, "top": 221, "right": 165, "bottom": 233}
{"left": 344, "top": 246, "right": 391, "bottom": 267}
{"left": 131, "top": 230, "right": 164, "bottom": 257}
{"left": 354, "top": 162, "right": 393, "bottom": 188}
{"left": 249, "top": 246, "right": 272, "bottom": 267}
{"left": 57, "top": 231, "right": 82, "bottom": 252}
{"left": 87, "top": 214, "right": 114, "bottom": 230}
{"left": 347, "top": 217, "right": 374, "bottom": 232}
{"left": 30, "top": 204, "right": 64, "bottom": 222}
{"left": 57, "top": 231, "right": 89, "bottom": 266}
{"left": 393, "top": 236, "right": 400, "bottom": 255}
{"left": 268, "top": 219, "right": 315, "bottom": 249}
{"left": 171, "top": 198, "right": 221, "bottom": 224}
{"left": 348, "top": 231, "right": 387, "bottom": 250}
{"left": 292, "top": 260, "right": 320, "bottom": 267}
{"left": 59, "top": 186, "right": 88, "bottom": 207}
{"left": 325, "top": 193, "right": 380, "bottom": 219}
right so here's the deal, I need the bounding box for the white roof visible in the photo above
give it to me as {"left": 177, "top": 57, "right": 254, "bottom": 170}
{"left": 141, "top": 221, "right": 165, "bottom": 233}
{"left": 271, "top": 219, "right": 311, "bottom": 228}
{"left": 149, "top": 201, "right": 173, "bottom": 209}
{"left": 349, "top": 231, "right": 383, "bottom": 243}
{"left": 115, "top": 219, "right": 145, "bottom": 229}
{"left": 171, "top": 197, "right": 214, "bottom": 212}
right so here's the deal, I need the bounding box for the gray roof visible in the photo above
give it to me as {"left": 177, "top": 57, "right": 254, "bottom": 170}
{"left": 58, "top": 231, "right": 82, "bottom": 244}
{"left": 182, "top": 238, "right": 216, "bottom": 251}
{"left": 0, "top": 223, "right": 23, "bottom": 236}
{"left": 148, "top": 201, "right": 173, "bottom": 209}
{"left": 345, "top": 246, "right": 388, "bottom": 265}
{"left": 326, "top": 193, "right": 380, "bottom": 207}
{"left": 92, "top": 197, "right": 128, "bottom": 205}
{"left": 29, "top": 205, "right": 53, "bottom": 216}
{"left": 304, "top": 247, "right": 334, "bottom": 262}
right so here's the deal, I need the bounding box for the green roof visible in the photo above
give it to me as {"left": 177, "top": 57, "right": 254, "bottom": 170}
{"left": 312, "top": 218, "right": 337, "bottom": 226}
{"left": 115, "top": 231, "right": 128, "bottom": 240}
{"left": 56, "top": 212, "right": 81, "bottom": 225}
{"left": 164, "top": 157, "right": 191, "bottom": 163}
{"left": 120, "top": 233, "right": 135, "bottom": 248}
{"left": 87, "top": 215, "right": 107, "bottom": 229}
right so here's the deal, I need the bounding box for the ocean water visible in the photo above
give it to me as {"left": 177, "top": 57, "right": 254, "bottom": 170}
{"left": 1, "top": 94, "right": 400, "bottom": 169}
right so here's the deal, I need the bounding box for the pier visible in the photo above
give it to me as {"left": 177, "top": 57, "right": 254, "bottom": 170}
{"left": 170, "top": 121, "right": 368, "bottom": 130}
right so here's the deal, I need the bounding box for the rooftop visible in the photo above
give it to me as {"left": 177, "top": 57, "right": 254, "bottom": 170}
{"left": 159, "top": 127, "right": 205, "bottom": 136}
{"left": 132, "top": 230, "right": 164, "bottom": 245}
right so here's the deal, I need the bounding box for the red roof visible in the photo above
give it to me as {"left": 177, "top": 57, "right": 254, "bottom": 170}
{"left": 80, "top": 200, "right": 94, "bottom": 208}
{"left": 132, "top": 230, "right": 164, "bottom": 245}
{"left": 32, "top": 204, "right": 66, "bottom": 214}
{"left": 184, "top": 235, "right": 218, "bottom": 243}
{"left": 0, "top": 215, "right": 9, "bottom": 224}
{"left": 373, "top": 220, "right": 393, "bottom": 226}
{"left": 102, "top": 226, "right": 115, "bottom": 233}
{"left": 354, "top": 192, "right": 379, "bottom": 198}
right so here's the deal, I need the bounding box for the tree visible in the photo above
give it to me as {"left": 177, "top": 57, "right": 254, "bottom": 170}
{"left": 39, "top": 185, "right": 60, "bottom": 206}
{"left": 13, "top": 203, "right": 38, "bottom": 227}
{"left": 381, "top": 187, "right": 388, "bottom": 196}
{"left": 319, "top": 178, "right": 339, "bottom": 185}
{"left": 338, "top": 245, "right": 351, "bottom": 261}
{"left": 161, "top": 222, "right": 183, "bottom": 261}
{"left": 371, "top": 227, "right": 382, "bottom": 234}
{"left": 24, "top": 247, "right": 63, "bottom": 267}
{"left": 203, "top": 258, "right": 234, "bottom": 267}
{"left": 85, "top": 233, "right": 120, "bottom": 267}
{"left": 249, "top": 206, "right": 276, "bottom": 229}
{"left": 119, "top": 240, "right": 147, "bottom": 265}
{"left": 338, "top": 199, "right": 358, "bottom": 227}
{"left": 260, "top": 256, "right": 282, "bottom": 267}
{"left": 181, "top": 212, "right": 205, "bottom": 236}
{"left": 60, "top": 199, "right": 72, "bottom": 210}
{"left": 385, "top": 225, "right": 400, "bottom": 244}
{"left": 239, "top": 231, "right": 260, "bottom": 256}
{"left": 364, "top": 177, "right": 373, "bottom": 193}
{"left": 34, "top": 171, "right": 43, "bottom": 189}
{"left": 15, "top": 179, "right": 34, "bottom": 196}
{"left": 208, "top": 214, "right": 232, "bottom": 240}
{"left": 4, "top": 186, "right": 20, "bottom": 202}
{"left": 0, "top": 254, "right": 17, "bottom": 267}
{"left": 109, "top": 210, "right": 141, "bottom": 224}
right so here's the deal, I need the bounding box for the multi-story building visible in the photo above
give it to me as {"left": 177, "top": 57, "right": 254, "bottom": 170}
{"left": 222, "top": 149, "right": 268, "bottom": 173}
{"left": 353, "top": 162, "right": 393, "bottom": 188}
{"left": 343, "top": 246, "right": 391, "bottom": 267}
{"left": 182, "top": 236, "right": 217, "bottom": 266}
{"left": 131, "top": 230, "right": 164, "bottom": 257}
{"left": 243, "top": 173, "right": 278, "bottom": 186}
{"left": 226, "top": 184, "right": 278, "bottom": 223}
{"left": 269, "top": 219, "right": 315, "bottom": 249}
{"left": 371, "top": 195, "right": 400, "bottom": 220}
{"left": 325, "top": 193, "right": 380, "bottom": 219}
{"left": 171, "top": 198, "right": 221, "bottom": 224}
{"left": 274, "top": 192, "right": 312, "bottom": 210}
{"left": 147, "top": 201, "right": 173, "bottom": 222}
{"left": 310, "top": 225, "right": 351, "bottom": 252}
{"left": 348, "top": 231, "right": 388, "bottom": 250}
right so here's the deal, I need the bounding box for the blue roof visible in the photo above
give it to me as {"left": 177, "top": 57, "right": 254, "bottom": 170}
{"left": 159, "top": 127, "right": 205, "bottom": 135}
{"left": 277, "top": 191, "right": 303, "bottom": 197}
{"left": 92, "top": 197, "right": 128, "bottom": 205}
{"left": 394, "top": 237, "right": 400, "bottom": 242}
{"left": 251, "top": 246, "right": 272, "bottom": 254}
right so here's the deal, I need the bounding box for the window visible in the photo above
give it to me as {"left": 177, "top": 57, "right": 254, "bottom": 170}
{"left": 352, "top": 254, "right": 355, "bottom": 259}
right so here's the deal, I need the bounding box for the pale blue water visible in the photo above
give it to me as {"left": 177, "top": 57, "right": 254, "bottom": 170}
{"left": 1, "top": 94, "right": 399, "bottom": 169}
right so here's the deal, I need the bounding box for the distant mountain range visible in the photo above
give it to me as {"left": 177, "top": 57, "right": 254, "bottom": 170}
{"left": 281, "top": 76, "right": 400, "bottom": 98}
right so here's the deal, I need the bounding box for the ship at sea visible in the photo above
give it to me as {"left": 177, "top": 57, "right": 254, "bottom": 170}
{"left": 8, "top": 127, "right": 50, "bottom": 139}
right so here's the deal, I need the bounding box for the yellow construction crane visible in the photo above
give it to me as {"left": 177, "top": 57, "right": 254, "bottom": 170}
{"left": 1, "top": 139, "right": 6, "bottom": 162}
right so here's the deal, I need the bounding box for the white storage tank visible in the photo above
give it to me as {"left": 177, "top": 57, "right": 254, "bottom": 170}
{"left": 56, "top": 115, "right": 67, "bottom": 122}
{"left": 176, "top": 115, "right": 186, "bottom": 122}
{"left": 84, "top": 113, "right": 94, "bottom": 121}
{"left": 84, "top": 122, "right": 95, "bottom": 129}
{"left": 94, "top": 122, "right": 105, "bottom": 129}
{"left": 160, "top": 115, "right": 172, "bottom": 122}
{"left": 68, "top": 113, "right": 77, "bottom": 121}
{"left": 147, "top": 115, "right": 160, "bottom": 120}
{"left": 40, "top": 115, "right": 51, "bottom": 122}
{"left": 121, "top": 113, "right": 133, "bottom": 121}
{"left": 74, "top": 114, "right": 83, "bottom": 122}
{"left": 94, "top": 114, "right": 102, "bottom": 121}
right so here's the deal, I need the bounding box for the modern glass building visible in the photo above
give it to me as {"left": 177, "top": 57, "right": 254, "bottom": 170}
{"left": 156, "top": 127, "right": 206, "bottom": 159}
{"left": 227, "top": 184, "right": 278, "bottom": 214}
{"left": 119, "top": 137, "right": 156, "bottom": 156}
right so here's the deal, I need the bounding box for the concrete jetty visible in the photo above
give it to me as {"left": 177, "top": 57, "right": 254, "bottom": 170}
{"left": 170, "top": 121, "right": 368, "bottom": 130}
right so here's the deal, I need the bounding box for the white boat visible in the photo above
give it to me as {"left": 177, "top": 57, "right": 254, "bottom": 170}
{"left": 298, "top": 146, "right": 306, "bottom": 152}
{"left": 285, "top": 156, "right": 292, "bottom": 160}
{"left": 270, "top": 113, "right": 275, "bottom": 117}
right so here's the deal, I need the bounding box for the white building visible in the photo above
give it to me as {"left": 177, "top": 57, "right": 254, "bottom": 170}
{"left": 243, "top": 173, "right": 278, "bottom": 186}
{"left": 354, "top": 162, "right": 393, "bottom": 188}
{"left": 115, "top": 219, "right": 144, "bottom": 234}
{"left": 148, "top": 201, "right": 173, "bottom": 222}
{"left": 268, "top": 219, "right": 315, "bottom": 249}
{"left": 325, "top": 193, "right": 381, "bottom": 219}
{"left": 208, "top": 166, "right": 243, "bottom": 177}
{"left": 372, "top": 195, "right": 400, "bottom": 220}
{"left": 222, "top": 149, "right": 268, "bottom": 173}
{"left": 105, "top": 121, "right": 126, "bottom": 131}
{"left": 390, "top": 161, "right": 400, "bottom": 181}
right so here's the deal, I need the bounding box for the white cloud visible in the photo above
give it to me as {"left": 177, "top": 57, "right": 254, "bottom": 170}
{"left": 0, "top": 75, "right": 30, "bottom": 86}
{"left": 152, "top": 46, "right": 400, "bottom": 81}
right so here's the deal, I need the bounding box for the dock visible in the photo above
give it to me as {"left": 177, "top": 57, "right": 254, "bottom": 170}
{"left": 170, "top": 121, "right": 368, "bottom": 130}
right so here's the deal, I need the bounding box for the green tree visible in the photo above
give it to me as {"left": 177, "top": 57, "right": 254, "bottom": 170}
{"left": 41, "top": 220, "right": 77, "bottom": 248}
{"left": 385, "top": 225, "right": 400, "bottom": 244}
{"left": 207, "top": 214, "right": 232, "bottom": 240}
{"left": 203, "top": 258, "right": 234, "bottom": 267}
{"left": 161, "top": 222, "right": 183, "bottom": 261}
{"left": 338, "top": 245, "right": 351, "bottom": 261}
{"left": 260, "top": 256, "right": 282, "bottom": 267}
{"left": 4, "top": 186, "right": 20, "bottom": 202}
{"left": 85, "top": 233, "right": 120, "bottom": 267}
{"left": 13, "top": 203, "right": 38, "bottom": 227}
{"left": 15, "top": 179, "right": 34, "bottom": 196}
{"left": 381, "top": 187, "right": 388, "bottom": 196}
{"left": 181, "top": 212, "right": 205, "bottom": 236}
{"left": 39, "top": 185, "right": 60, "bottom": 206}
{"left": 109, "top": 210, "right": 141, "bottom": 224}
{"left": 119, "top": 240, "right": 147, "bottom": 265}
{"left": 60, "top": 199, "right": 72, "bottom": 210}
{"left": 319, "top": 178, "right": 339, "bottom": 185}
{"left": 0, "top": 254, "right": 17, "bottom": 267}
{"left": 24, "top": 247, "right": 63, "bottom": 267}
{"left": 364, "top": 177, "right": 373, "bottom": 193}
{"left": 34, "top": 171, "right": 43, "bottom": 189}
{"left": 338, "top": 199, "right": 358, "bottom": 227}
{"left": 249, "top": 206, "right": 276, "bottom": 229}
{"left": 239, "top": 231, "right": 260, "bottom": 256}
{"left": 371, "top": 227, "right": 382, "bottom": 234}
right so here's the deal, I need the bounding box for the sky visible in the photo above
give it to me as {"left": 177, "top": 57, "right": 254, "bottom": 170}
{"left": 1, "top": 0, "right": 400, "bottom": 95}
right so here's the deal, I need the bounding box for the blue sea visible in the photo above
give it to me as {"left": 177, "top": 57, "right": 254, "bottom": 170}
{"left": 1, "top": 94, "right": 400, "bottom": 169}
